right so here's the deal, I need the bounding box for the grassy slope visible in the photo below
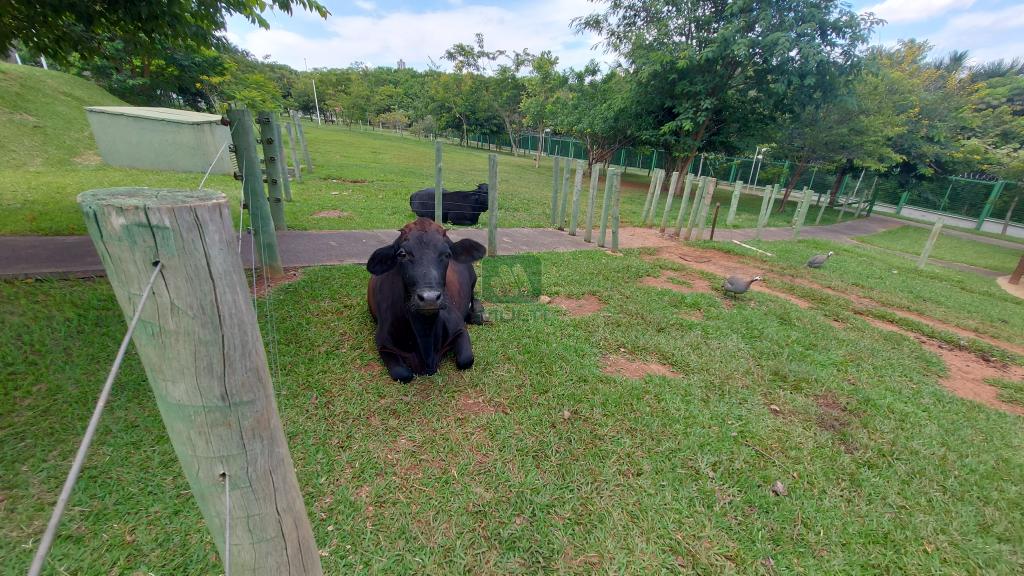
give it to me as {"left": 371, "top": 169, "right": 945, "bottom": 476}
{"left": 3, "top": 251, "right": 1024, "bottom": 574}
{"left": 857, "top": 225, "right": 1023, "bottom": 273}
{"left": 0, "top": 64, "right": 858, "bottom": 235}
{"left": 702, "top": 238, "right": 1024, "bottom": 347}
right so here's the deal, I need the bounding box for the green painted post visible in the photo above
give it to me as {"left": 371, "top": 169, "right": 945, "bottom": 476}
{"left": 939, "top": 181, "right": 954, "bottom": 212}
{"left": 558, "top": 159, "right": 571, "bottom": 229}
{"left": 896, "top": 189, "right": 911, "bottom": 215}
{"left": 728, "top": 162, "right": 738, "bottom": 184}
{"left": 584, "top": 163, "right": 601, "bottom": 243}
{"left": 694, "top": 178, "right": 718, "bottom": 240}
{"left": 917, "top": 220, "right": 944, "bottom": 268}
{"left": 487, "top": 153, "right": 499, "bottom": 256}
{"left": 683, "top": 177, "right": 707, "bottom": 241}
{"left": 793, "top": 187, "right": 813, "bottom": 238}
{"left": 434, "top": 141, "right": 443, "bottom": 222}
{"left": 257, "top": 112, "right": 287, "bottom": 231}
{"left": 646, "top": 169, "right": 666, "bottom": 226}
{"left": 284, "top": 118, "right": 302, "bottom": 183}
{"left": 611, "top": 169, "right": 622, "bottom": 251}
{"left": 659, "top": 171, "right": 680, "bottom": 234}
{"left": 569, "top": 160, "right": 585, "bottom": 236}
{"left": 640, "top": 169, "right": 659, "bottom": 224}
{"left": 550, "top": 156, "right": 561, "bottom": 227}
{"left": 808, "top": 166, "right": 818, "bottom": 190}
{"left": 292, "top": 111, "right": 313, "bottom": 173}
{"left": 598, "top": 167, "right": 615, "bottom": 247}
{"left": 227, "top": 109, "right": 283, "bottom": 277}
{"left": 977, "top": 181, "right": 1004, "bottom": 230}
{"left": 674, "top": 173, "right": 695, "bottom": 236}
{"left": 78, "top": 188, "right": 322, "bottom": 576}
{"left": 726, "top": 179, "right": 743, "bottom": 226}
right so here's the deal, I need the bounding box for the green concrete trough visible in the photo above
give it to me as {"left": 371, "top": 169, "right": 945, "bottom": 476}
{"left": 85, "top": 106, "right": 233, "bottom": 174}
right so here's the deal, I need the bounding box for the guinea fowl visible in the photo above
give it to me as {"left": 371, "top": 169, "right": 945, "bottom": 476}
{"left": 723, "top": 275, "right": 762, "bottom": 297}
{"left": 807, "top": 251, "right": 834, "bottom": 268}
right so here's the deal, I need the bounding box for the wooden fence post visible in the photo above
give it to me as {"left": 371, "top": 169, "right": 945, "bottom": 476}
{"left": 683, "top": 177, "right": 707, "bottom": 241}
{"left": 659, "top": 171, "right": 680, "bottom": 234}
{"left": 487, "top": 153, "right": 498, "bottom": 255}
{"left": 756, "top": 183, "right": 772, "bottom": 234}
{"left": 284, "top": 119, "right": 302, "bottom": 183}
{"left": 558, "top": 159, "right": 571, "bottom": 230}
{"left": 569, "top": 160, "right": 585, "bottom": 236}
{"left": 598, "top": 168, "right": 615, "bottom": 247}
{"left": 726, "top": 180, "right": 743, "bottom": 226}
{"left": 271, "top": 116, "right": 292, "bottom": 201}
{"left": 694, "top": 178, "right": 718, "bottom": 240}
{"left": 292, "top": 111, "right": 313, "bottom": 174}
{"left": 645, "top": 169, "right": 666, "bottom": 226}
{"left": 1002, "top": 194, "right": 1019, "bottom": 236}
{"left": 78, "top": 188, "right": 322, "bottom": 576}
{"left": 611, "top": 169, "right": 622, "bottom": 250}
{"left": 640, "top": 169, "right": 659, "bottom": 224}
{"left": 917, "top": 220, "right": 944, "bottom": 269}
{"left": 257, "top": 112, "right": 287, "bottom": 231}
{"left": 584, "top": 163, "right": 602, "bottom": 243}
{"left": 434, "top": 142, "right": 443, "bottom": 222}
{"left": 793, "top": 187, "right": 813, "bottom": 238}
{"left": 674, "top": 174, "right": 695, "bottom": 237}
{"left": 227, "top": 109, "right": 283, "bottom": 277}
{"left": 550, "top": 156, "right": 561, "bottom": 227}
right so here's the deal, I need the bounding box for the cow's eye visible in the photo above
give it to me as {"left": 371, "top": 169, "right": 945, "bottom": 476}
{"left": 441, "top": 252, "right": 451, "bottom": 260}
{"left": 397, "top": 249, "right": 409, "bottom": 260}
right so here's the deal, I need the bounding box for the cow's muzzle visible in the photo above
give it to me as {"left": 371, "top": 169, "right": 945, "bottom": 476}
{"left": 412, "top": 290, "right": 444, "bottom": 314}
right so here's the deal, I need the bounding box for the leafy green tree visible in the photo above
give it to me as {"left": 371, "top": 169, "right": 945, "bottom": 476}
{"left": 521, "top": 52, "right": 563, "bottom": 167}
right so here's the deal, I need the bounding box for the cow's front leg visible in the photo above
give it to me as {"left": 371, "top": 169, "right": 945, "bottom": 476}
{"left": 453, "top": 329, "right": 474, "bottom": 370}
{"left": 467, "top": 298, "right": 487, "bottom": 325}
{"left": 378, "top": 350, "right": 414, "bottom": 383}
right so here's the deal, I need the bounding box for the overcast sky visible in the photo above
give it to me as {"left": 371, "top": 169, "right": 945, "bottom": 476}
{"left": 224, "top": 0, "right": 1024, "bottom": 71}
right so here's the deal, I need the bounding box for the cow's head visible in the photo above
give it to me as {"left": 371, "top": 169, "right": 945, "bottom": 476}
{"left": 367, "top": 218, "right": 486, "bottom": 314}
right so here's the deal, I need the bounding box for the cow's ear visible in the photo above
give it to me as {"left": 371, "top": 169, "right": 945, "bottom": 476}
{"left": 451, "top": 238, "right": 486, "bottom": 263}
{"left": 367, "top": 244, "right": 398, "bottom": 275}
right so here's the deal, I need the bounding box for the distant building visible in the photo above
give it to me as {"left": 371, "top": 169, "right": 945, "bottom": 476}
{"left": 397, "top": 59, "right": 406, "bottom": 70}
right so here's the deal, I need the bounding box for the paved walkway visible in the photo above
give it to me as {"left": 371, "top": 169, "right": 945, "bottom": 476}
{"left": 0, "top": 214, "right": 1014, "bottom": 279}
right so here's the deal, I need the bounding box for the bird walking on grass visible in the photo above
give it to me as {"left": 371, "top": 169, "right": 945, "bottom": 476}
{"left": 807, "top": 251, "right": 834, "bottom": 269}
{"left": 723, "top": 275, "right": 762, "bottom": 298}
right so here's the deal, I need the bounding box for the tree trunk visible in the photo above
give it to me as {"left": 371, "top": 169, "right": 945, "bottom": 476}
{"left": 534, "top": 124, "right": 544, "bottom": 168}
{"left": 461, "top": 118, "right": 468, "bottom": 147}
{"left": 828, "top": 161, "right": 850, "bottom": 207}
{"left": 777, "top": 158, "right": 810, "bottom": 212}
{"left": 503, "top": 116, "right": 518, "bottom": 157}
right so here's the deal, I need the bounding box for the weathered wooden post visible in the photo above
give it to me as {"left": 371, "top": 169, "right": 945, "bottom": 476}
{"left": 434, "top": 141, "right": 443, "bottom": 222}
{"left": 257, "top": 112, "right": 287, "bottom": 231}
{"left": 584, "top": 163, "right": 602, "bottom": 243}
{"left": 284, "top": 120, "right": 302, "bottom": 183}
{"left": 659, "top": 171, "right": 680, "bottom": 234}
{"left": 674, "top": 174, "right": 695, "bottom": 237}
{"left": 598, "top": 167, "right": 615, "bottom": 248}
{"left": 709, "top": 202, "right": 721, "bottom": 241}
{"left": 227, "top": 109, "right": 283, "bottom": 277}
{"left": 764, "top": 184, "right": 780, "bottom": 224}
{"left": 640, "top": 169, "right": 659, "bottom": 224}
{"left": 550, "top": 156, "right": 561, "bottom": 227}
{"left": 487, "top": 153, "right": 498, "bottom": 255}
{"left": 79, "top": 188, "right": 322, "bottom": 576}
{"left": 814, "top": 194, "right": 829, "bottom": 226}
{"left": 611, "top": 169, "right": 622, "bottom": 251}
{"left": 568, "top": 160, "right": 585, "bottom": 236}
{"left": 855, "top": 176, "right": 876, "bottom": 218}
{"left": 1002, "top": 194, "right": 1019, "bottom": 236}
{"left": 726, "top": 180, "right": 743, "bottom": 226}
{"left": 558, "top": 159, "right": 571, "bottom": 230}
{"left": 693, "top": 178, "right": 718, "bottom": 240}
{"left": 917, "top": 220, "right": 944, "bottom": 269}
{"left": 756, "top": 183, "right": 772, "bottom": 235}
{"left": 645, "top": 169, "right": 666, "bottom": 226}
{"left": 793, "top": 187, "right": 813, "bottom": 238}
{"left": 683, "top": 177, "right": 707, "bottom": 241}
{"left": 1010, "top": 254, "right": 1024, "bottom": 285}
{"left": 271, "top": 116, "right": 292, "bottom": 201}
{"left": 292, "top": 111, "right": 313, "bottom": 174}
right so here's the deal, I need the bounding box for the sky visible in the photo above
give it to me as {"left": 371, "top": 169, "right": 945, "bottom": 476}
{"left": 224, "top": 0, "right": 1024, "bottom": 71}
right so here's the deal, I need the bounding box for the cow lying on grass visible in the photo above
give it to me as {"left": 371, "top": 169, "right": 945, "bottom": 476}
{"left": 409, "top": 183, "right": 488, "bottom": 225}
{"left": 367, "top": 218, "right": 487, "bottom": 382}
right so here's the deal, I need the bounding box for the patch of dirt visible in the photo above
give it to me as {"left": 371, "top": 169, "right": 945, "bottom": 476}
{"left": 601, "top": 354, "right": 679, "bottom": 379}
{"left": 548, "top": 294, "right": 605, "bottom": 316}
{"left": 72, "top": 150, "right": 102, "bottom": 165}
{"left": 456, "top": 393, "right": 508, "bottom": 417}
{"left": 251, "top": 267, "right": 302, "bottom": 298}
{"left": 312, "top": 210, "right": 351, "bottom": 218}
{"left": 615, "top": 227, "right": 677, "bottom": 249}
{"left": 679, "top": 309, "right": 705, "bottom": 321}
{"left": 639, "top": 270, "right": 712, "bottom": 294}
{"left": 997, "top": 276, "right": 1024, "bottom": 300}
{"left": 815, "top": 393, "right": 851, "bottom": 432}
{"left": 356, "top": 361, "right": 382, "bottom": 376}
{"left": 330, "top": 178, "right": 368, "bottom": 184}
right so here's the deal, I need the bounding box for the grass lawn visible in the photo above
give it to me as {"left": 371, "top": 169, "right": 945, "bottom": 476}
{"left": 857, "top": 225, "right": 1023, "bottom": 274}
{"left": 879, "top": 211, "right": 1024, "bottom": 246}
{"left": 3, "top": 249, "right": 1024, "bottom": 574}
{"left": 701, "top": 238, "right": 1024, "bottom": 348}
{"left": 988, "top": 378, "right": 1024, "bottom": 407}
{"left": 1, "top": 63, "right": 862, "bottom": 235}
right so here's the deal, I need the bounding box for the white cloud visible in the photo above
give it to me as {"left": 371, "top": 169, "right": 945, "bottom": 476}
{"left": 353, "top": 0, "right": 376, "bottom": 12}
{"left": 228, "top": 0, "right": 609, "bottom": 71}
{"left": 865, "top": 0, "right": 975, "bottom": 24}
{"left": 928, "top": 5, "right": 1024, "bottom": 63}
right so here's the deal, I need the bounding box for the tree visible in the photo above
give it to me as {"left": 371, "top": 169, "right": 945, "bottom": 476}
{"left": 574, "top": 0, "right": 880, "bottom": 172}
{"left": 521, "top": 52, "right": 564, "bottom": 167}
{"left": 2, "top": 1, "right": 329, "bottom": 65}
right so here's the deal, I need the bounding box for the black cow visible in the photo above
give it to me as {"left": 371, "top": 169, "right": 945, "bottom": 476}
{"left": 409, "top": 183, "right": 489, "bottom": 225}
{"left": 366, "top": 218, "right": 487, "bottom": 382}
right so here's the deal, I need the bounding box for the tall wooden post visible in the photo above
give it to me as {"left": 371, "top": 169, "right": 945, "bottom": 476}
{"left": 683, "top": 177, "right": 707, "bottom": 241}
{"left": 674, "top": 174, "right": 695, "bottom": 236}
{"left": 793, "top": 187, "right": 813, "bottom": 238}
{"left": 558, "top": 160, "right": 571, "bottom": 230}
{"left": 598, "top": 168, "right": 615, "bottom": 248}
{"left": 640, "top": 169, "right": 658, "bottom": 224}
{"left": 487, "top": 153, "right": 499, "bottom": 255}
{"left": 646, "top": 169, "right": 666, "bottom": 226}
{"left": 726, "top": 180, "right": 743, "bottom": 226}
{"left": 584, "top": 163, "right": 602, "bottom": 243}
{"left": 611, "top": 169, "right": 622, "bottom": 251}
{"left": 694, "top": 178, "right": 718, "bottom": 240}
{"left": 550, "top": 156, "right": 561, "bottom": 227}
{"left": 434, "top": 142, "right": 443, "bottom": 222}
{"left": 918, "top": 220, "right": 944, "bottom": 269}
{"left": 271, "top": 116, "right": 292, "bottom": 201}
{"left": 78, "top": 188, "right": 322, "bottom": 576}
{"left": 568, "top": 160, "right": 585, "bottom": 236}
{"left": 227, "top": 109, "right": 283, "bottom": 278}
{"left": 1002, "top": 194, "right": 1019, "bottom": 236}
{"left": 257, "top": 112, "right": 287, "bottom": 231}
{"left": 659, "top": 171, "right": 680, "bottom": 234}
{"left": 292, "top": 111, "right": 313, "bottom": 174}
{"left": 284, "top": 120, "right": 302, "bottom": 183}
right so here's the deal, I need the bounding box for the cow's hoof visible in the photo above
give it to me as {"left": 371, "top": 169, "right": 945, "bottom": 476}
{"left": 468, "top": 299, "right": 488, "bottom": 325}
{"left": 389, "top": 366, "right": 414, "bottom": 383}
{"left": 456, "top": 353, "right": 475, "bottom": 370}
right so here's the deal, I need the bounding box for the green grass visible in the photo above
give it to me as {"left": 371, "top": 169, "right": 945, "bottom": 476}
{"left": 698, "top": 238, "right": 1024, "bottom": 348}
{"left": 4, "top": 250, "right": 1024, "bottom": 574}
{"left": 988, "top": 378, "right": 1024, "bottom": 407}
{"left": 0, "top": 64, "right": 861, "bottom": 235}
{"left": 857, "top": 225, "right": 1023, "bottom": 273}
{"left": 881, "top": 211, "right": 1024, "bottom": 246}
